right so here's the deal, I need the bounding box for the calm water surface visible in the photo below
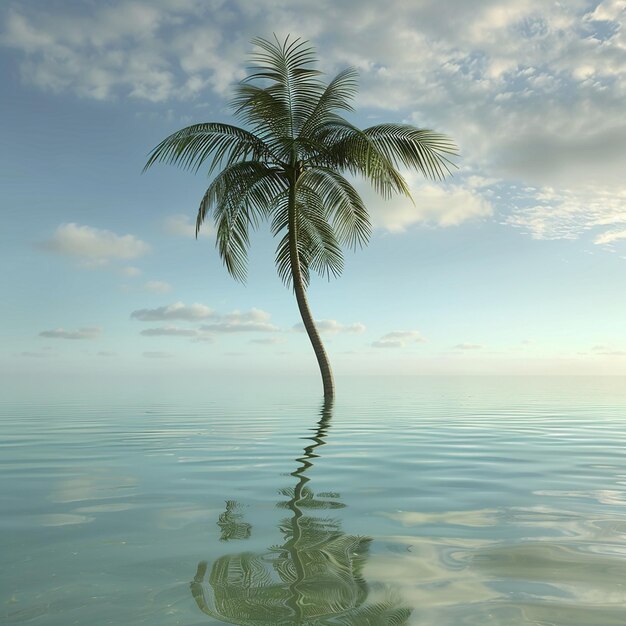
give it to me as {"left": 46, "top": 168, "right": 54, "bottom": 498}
{"left": 2, "top": 376, "right": 626, "bottom": 625}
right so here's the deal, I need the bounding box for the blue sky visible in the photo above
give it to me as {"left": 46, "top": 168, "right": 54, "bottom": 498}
{"left": 1, "top": 0, "right": 626, "bottom": 381}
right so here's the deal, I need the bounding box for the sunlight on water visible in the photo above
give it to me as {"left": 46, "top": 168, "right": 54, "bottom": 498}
{"left": 1, "top": 376, "right": 626, "bottom": 624}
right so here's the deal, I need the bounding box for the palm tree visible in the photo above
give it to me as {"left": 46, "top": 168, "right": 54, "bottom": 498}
{"left": 144, "top": 35, "right": 457, "bottom": 400}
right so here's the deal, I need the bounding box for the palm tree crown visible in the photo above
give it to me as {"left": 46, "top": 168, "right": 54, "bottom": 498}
{"left": 144, "top": 35, "right": 457, "bottom": 399}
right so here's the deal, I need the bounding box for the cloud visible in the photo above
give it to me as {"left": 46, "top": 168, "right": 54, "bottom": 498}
{"left": 496, "top": 124, "right": 626, "bottom": 189}
{"left": 223, "top": 308, "right": 272, "bottom": 324}
{"left": 121, "top": 266, "right": 142, "bottom": 277}
{"left": 372, "top": 330, "right": 425, "bottom": 348}
{"left": 162, "top": 214, "right": 213, "bottom": 238}
{"left": 97, "top": 351, "right": 117, "bottom": 357}
{"left": 142, "top": 351, "right": 174, "bottom": 359}
{"left": 453, "top": 343, "right": 483, "bottom": 350}
{"left": 131, "top": 301, "right": 215, "bottom": 321}
{"left": 586, "top": 0, "right": 626, "bottom": 21}
{"left": 249, "top": 337, "right": 285, "bottom": 345}
{"left": 40, "top": 223, "right": 150, "bottom": 264}
{"left": 1, "top": 4, "right": 244, "bottom": 101}
{"left": 8, "top": 0, "right": 626, "bottom": 249}
{"left": 292, "top": 319, "right": 366, "bottom": 334}
{"left": 143, "top": 280, "right": 172, "bottom": 293}
{"left": 592, "top": 344, "right": 626, "bottom": 356}
{"left": 20, "top": 350, "right": 56, "bottom": 358}
{"left": 39, "top": 327, "right": 102, "bottom": 340}
{"left": 364, "top": 177, "right": 493, "bottom": 233}
{"left": 140, "top": 326, "right": 199, "bottom": 337}
{"left": 594, "top": 229, "right": 626, "bottom": 246}
{"left": 199, "top": 308, "right": 279, "bottom": 333}
{"left": 190, "top": 335, "right": 214, "bottom": 343}
{"left": 505, "top": 185, "right": 626, "bottom": 243}
{"left": 371, "top": 340, "right": 403, "bottom": 349}
{"left": 134, "top": 305, "right": 278, "bottom": 336}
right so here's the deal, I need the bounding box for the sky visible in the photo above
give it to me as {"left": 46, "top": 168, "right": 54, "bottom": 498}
{"left": 1, "top": 0, "right": 626, "bottom": 383}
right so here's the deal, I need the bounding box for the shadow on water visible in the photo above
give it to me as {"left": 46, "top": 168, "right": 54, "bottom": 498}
{"left": 190, "top": 398, "right": 412, "bottom": 625}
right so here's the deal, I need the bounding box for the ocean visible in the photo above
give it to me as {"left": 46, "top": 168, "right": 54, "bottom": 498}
{"left": 2, "top": 376, "right": 626, "bottom": 625}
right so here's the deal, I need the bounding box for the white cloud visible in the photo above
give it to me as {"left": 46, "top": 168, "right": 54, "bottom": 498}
{"left": 454, "top": 343, "right": 483, "bottom": 350}
{"left": 201, "top": 309, "right": 278, "bottom": 333}
{"left": 371, "top": 339, "right": 403, "bottom": 349}
{"left": 223, "top": 308, "right": 271, "bottom": 324}
{"left": 203, "top": 320, "right": 276, "bottom": 332}
{"left": 292, "top": 319, "right": 366, "bottom": 334}
{"left": 594, "top": 229, "right": 626, "bottom": 246}
{"left": 162, "top": 214, "right": 213, "bottom": 238}
{"left": 1, "top": 4, "right": 244, "bottom": 101}
{"left": 372, "top": 330, "right": 425, "bottom": 348}
{"left": 506, "top": 186, "right": 626, "bottom": 243}
{"left": 20, "top": 350, "right": 57, "bottom": 358}
{"left": 191, "top": 335, "right": 214, "bottom": 343}
{"left": 121, "top": 266, "right": 142, "bottom": 277}
{"left": 592, "top": 344, "right": 626, "bottom": 356}
{"left": 41, "top": 223, "right": 150, "bottom": 264}
{"left": 133, "top": 305, "right": 278, "bottom": 335}
{"left": 586, "top": 0, "right": 626, "bottom": 22}
{"left": 6, "top": 0, "right": 626, "bottom": 248}
{"left": 363, "top": 177, "right": 493, "bottom": 233}
{"left": 140, "top": 326, "right": 199, "bottom": 337}
{"left": 144, "top": 280, "right": 172, "bottom": 294}
{"left": 39, "top": 327, "right": 102, "bottom": 340}
{"left": 131, "top": 301, "right": 214, "bottom": 321}
{"left": 250, "top": 337, "right": 286, "bottom": 345}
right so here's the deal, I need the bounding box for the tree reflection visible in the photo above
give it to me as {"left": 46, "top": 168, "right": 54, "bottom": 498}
{"left": 191, "top": 399, "right": 412, "bottom": 625}
{"left": 217, "top": 501, "right": 252, "bottom": 542}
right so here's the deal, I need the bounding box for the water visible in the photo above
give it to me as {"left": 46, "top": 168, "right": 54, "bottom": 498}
{"left": 2, "top": 376, "right": 626, "bottom": 625}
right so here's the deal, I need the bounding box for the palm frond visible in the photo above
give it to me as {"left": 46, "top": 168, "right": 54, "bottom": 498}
{"left": 363, "top": 123, "right": 459, "bottom": 180}
{"left": 275, "top": 232, "right": 309, "bottom": 288}
{"left": 231, "top": 83, "right": 292, "bottom": 159}
{"left": 143, "top": 122, "right": 274, "bottom": 175}
{"left": 297, "top": 188, "right": 345, "bottom": 280}
{"left": 274, "top": 189, "right": 344, "bottom": 289}
{"left": 307, "top": 119, "right": 412, "bottom": 198}
{"left": 197, "top": 160, "right": 284, "bottom": 234}
{"left": 244, "top": 35, "right": 325, "bottom": 141}
{"left": 299, "top": 67, "right": 358, "bottom": 137}
{"left": 298, "top": 167, "right": 371, "bottom": 248}
{"left": 203, "top": 161, "right": 285, "bottom": 281}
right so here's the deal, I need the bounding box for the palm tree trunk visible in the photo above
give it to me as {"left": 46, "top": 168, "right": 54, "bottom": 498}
{"left": 288, "top": 184, "right": 335, "bottom": 400}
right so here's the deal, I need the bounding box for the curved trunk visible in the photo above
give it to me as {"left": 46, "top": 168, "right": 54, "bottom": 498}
{"left": 288, "top": 183, "right": 335, "bottom": 400}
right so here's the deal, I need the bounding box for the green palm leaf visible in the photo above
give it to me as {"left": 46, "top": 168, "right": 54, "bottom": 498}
{"left": 298, "top": 167, "right": 371, "bottom": 248}
{"left": 363, "top": 123, "right": 458, "bottom": 180}
{"left": 143, "top": 122, "right": 274, "bottom": 174}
